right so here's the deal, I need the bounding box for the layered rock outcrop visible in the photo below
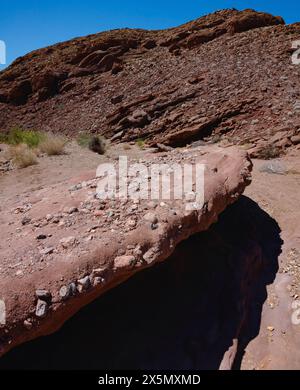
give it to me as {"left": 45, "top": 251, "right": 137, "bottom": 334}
{"left": 1, "top": 8, "right": 299, "bottom": 156}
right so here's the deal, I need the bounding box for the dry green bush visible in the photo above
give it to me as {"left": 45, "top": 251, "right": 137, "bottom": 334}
{"left": 39, "top": 134, "right": 67, "bottom": 156}
{"left": 88, "top": 136, "right": 106, "bottom": 155}
{"left": 10, "top": 144, "right": 38, "bottom": 168}
{"left": 256, "top": 145, "right": 281, "bottom": 160}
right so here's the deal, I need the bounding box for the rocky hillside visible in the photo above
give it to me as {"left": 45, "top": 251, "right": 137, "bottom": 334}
{"left": 0, "top": 8, "right": 300, "bottom": 155}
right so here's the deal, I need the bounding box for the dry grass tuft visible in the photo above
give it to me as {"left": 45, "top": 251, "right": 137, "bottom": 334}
{"left": 39, "top": 134, "right": 67, "bottom": 156}
{"left": 10, "top": 144, "right": 38, "bottom": 168}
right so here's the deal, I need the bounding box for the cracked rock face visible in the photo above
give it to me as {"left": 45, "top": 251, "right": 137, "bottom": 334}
{"left": 0, "top": 146, "right": 251, "bottom": 357}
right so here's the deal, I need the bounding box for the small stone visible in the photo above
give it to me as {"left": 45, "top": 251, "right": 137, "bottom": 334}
{"left": 151, "top": 223, "right": 158, "bottom": 230}
{"left": 59, "top": 285, "right": 71, "bottom": 300}
{"left": 69, "top": 282, "right": 77, "bottom": 296}
{"left": 92, "top": 267, "right": 107, "bottom": 277}
{"left": 267, "top": 326, "right": 275, "bottom": 332}
{"left": 0, "top": 300, "right": 6, "bottom": 326}
{"left": 143, "top": 212, "right": 158, "bottom": 224}
{"left": 69, "top": 184, "right": 82, "bottom": 192}
{"left": 114, "top": 255, "right": 136, "bottom": 270}
{"left": 68, "top": 207, "right": 78, "bottom": 214}
{"left": 107, "top": 210, "right": 114, "bottom": 218}
{"left": 24, "top": 319, "right": 33, "bottom": 330}
{"left": 77, "top": 276, "right": 91, "bottom": 292}
{"left": 40, "top": 247, "right": 54, "bottom": 255}
{"left": 126, "top": 218, "right": 137, "bottom": 228}
{"left": 21, "top": 216, "right": 31, "bottom": 225}
{"left": 35, "top": 290, "right": 52, "bottom": 301}
{"left": 35, "top": 300, "right": 48, "bottom": 318}
{"left": 36, "top": 234, "right": 47, "bottom": 240}
{"left": 143, "top": 249, "right": 156, "bottom": 265}
{"left": 93, "top": 277, "right": 104, "bottom": 287}
{"left": 60, "top": 236, "right": 76, "bottom": 249}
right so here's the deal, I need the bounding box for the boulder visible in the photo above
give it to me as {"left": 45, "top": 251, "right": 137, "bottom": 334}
{"left": 31, "top": 71, "right": 66, "bottom": 101}
{"left": 8, "top": 80, "right": 32, "bottom": 105}
{"left": 0, "top": 146, "right": 252, "bottom": 357}
{"left": 185, "top": 28, "right": 226, "bottom": 48}
{"left": 227, "top": 10, "right": 284, "bottom": 34}
{"left": 97, "top": 54, "right": 116, "bottom": 73}
{"left": 79, "top": 50, "right": 107, "bottom": 68}
{"left": 142, "top": 39, "right": 157, "bottom": 50}
{"left": 291, "top": 135, "right": 300, "bottom": 145}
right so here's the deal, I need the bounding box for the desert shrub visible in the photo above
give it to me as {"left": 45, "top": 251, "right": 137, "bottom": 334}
{"left": 77, "top": 133, "right": 92, "bottom": 148}
{"left": 39, "top": 134, "right": 67, "bottom": 156}
{"left": 10, "top": 144, "right": 38, "bottom": 168}
{"left": 0, "top": 133, "right": 9, "bottom": 143}
{"left": 88, "top": 136, "right": 106, "bottom": 155}
{"left": 136, "top": 138, "right": 145, "bottom": 149}
{"left": 256, "top": 145, "right": 281, "bottom": 160}
{"left": 6, "top": 126, "right": 45, "bottom": 148}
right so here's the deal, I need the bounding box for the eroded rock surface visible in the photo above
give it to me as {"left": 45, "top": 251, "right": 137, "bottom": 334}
{"left": 0, "top": 146, "right": 252, "bottom": 357}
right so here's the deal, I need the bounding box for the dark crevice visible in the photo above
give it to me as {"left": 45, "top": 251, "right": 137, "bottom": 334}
{"left": 0, "top": 196, "right": 282, "bottom": 370}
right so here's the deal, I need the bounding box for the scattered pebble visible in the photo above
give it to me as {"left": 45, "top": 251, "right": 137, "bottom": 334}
{"left": 35, "top": 290, "right": 52, "bottom": 302}
{"left": 143, "top": 212, "right": 158, "bottom": 224}
{"left": 77, "top": 276, "right": 91, "bottom": 293}
{"left": 40, "top": 247, "right": 54, "bottom": 255}
{"left": 60, "top": 236, "right": 76, "bottom": 249}
{"left": 35, "top": 299, "right": 48, "bottom": 318}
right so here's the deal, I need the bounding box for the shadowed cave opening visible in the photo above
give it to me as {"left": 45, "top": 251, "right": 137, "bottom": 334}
{"left": 0, "top": 196, "right": 282, "bottom": 370}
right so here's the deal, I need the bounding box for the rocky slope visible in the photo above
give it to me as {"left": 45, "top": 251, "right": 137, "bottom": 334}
{"left": 0, "top": 8, "right": 300, "bottom": 155}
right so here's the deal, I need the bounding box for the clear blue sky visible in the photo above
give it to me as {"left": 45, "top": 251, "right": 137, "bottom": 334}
{"left": 1, "top": 0, "right": 300, "bottom": 69}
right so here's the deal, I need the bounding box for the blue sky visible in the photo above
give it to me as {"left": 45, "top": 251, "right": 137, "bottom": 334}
{"left": 1, "top": 0, "right": 300, "bottom": 69}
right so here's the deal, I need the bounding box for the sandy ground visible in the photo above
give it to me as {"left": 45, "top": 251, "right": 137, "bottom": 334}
{"left": 0, "top": 141, "right": 299, "bottom": 370}
{"left": 242, "top": 148, "right": 300, "bottom": 370}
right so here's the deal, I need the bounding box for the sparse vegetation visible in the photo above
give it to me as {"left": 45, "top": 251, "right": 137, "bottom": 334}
{"left": 136, "top": 138, "right": 145, "bottom": 149}
{"left": 77, "top": 133, "right": 92, "bottom": 148}
{"left": 9, "top": 144, "right": 38, "bottom": 168}
{"left": 4, "top": 127, "right": 45, "bottom": 148}
{"left": 88, "top": 136, "right": 106, "bottom": 155}
{"left": 39, "top": 134, "right": 67, "bottom": 156}
{"left": 0, "top": 133, "right": 8, "bottom": 144}
{"left": 256, "top": 145, "right": 282, "bottom": 160}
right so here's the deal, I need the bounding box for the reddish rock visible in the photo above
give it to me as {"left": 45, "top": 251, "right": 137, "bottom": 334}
{"left": 97, "top": 54, "right": 116, "bottom": 73}
{"left": 0, "top": 147, "right": 252, "bottom": 357}
{"left": 291, "top": 135, "right": 300, "bottom": 145}
{"left": 8, "top": 80, "right": 32, "bottom": 105}
{"left": 227, "top": 10, "right": 284, "bottom": 34}
{"left": 142, "top": 39, "right": 157, "bottom": 49}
